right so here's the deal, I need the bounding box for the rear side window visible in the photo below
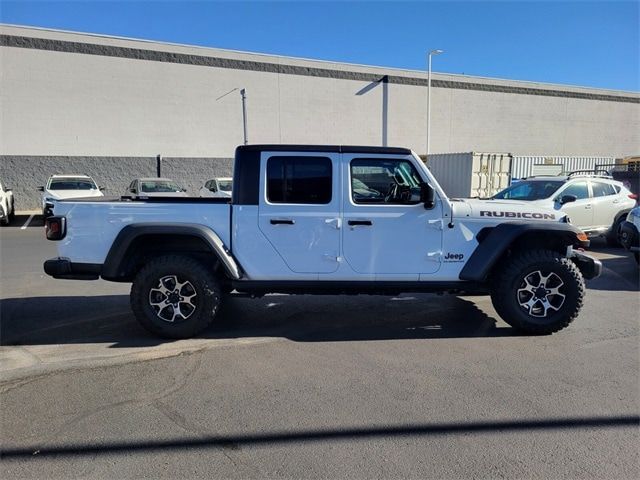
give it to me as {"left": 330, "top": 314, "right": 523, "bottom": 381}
{"left": 560, "top": 181, "right": 589, "bottom": 200}
{"left": 591, "top": 181, "right": 616, "bottom": 197}
{"left": 267, "top": 156, "right": 332, "bottom": 204}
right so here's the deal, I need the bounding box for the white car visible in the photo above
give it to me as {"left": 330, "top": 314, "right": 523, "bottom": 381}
{"left": 199, "top": 177, "right": 233, "bottom": 198}
{"left": 492, "top": 173, "right": 637, "bottom": 245}
{"left": 0, "top": 179, "right": 15, "bottom": 226}
{"left": 127, "top": 178, "right": 188, "bottom": 197}
{"left": 619, "top": 206, "right": 640, "bottom": 264}
{"left": 38, "top": 175, "right": 104, "bottom": 215}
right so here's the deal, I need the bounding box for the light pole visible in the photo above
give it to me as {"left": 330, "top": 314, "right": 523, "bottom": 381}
{"left": 426, "top": 49, "right": 443, "bottom": 157}
{"left": 216, "top": 87, "right": 248, "bottom": 145}
{"left": 240, "top": 88, "right": 248, "bottom": 145}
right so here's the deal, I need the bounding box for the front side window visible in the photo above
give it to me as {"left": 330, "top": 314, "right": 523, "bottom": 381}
{"left": 350, "top": 158, "right": 423, "bottom": 204}
{"left": 49, "top": 178, "right": 97, "bottom": 190}
{"left": 267, "top": 156, "right": 332, "bottom": 204}
{"left": 559, "top": 181, "right": 590, "bottom": 200}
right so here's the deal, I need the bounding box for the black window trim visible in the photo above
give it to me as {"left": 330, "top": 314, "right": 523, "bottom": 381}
{"left": 348, "top": 156, "right": 426, "bottom": 206}
{"left": 265, "top": 155, "right": 334, "bottom": 205}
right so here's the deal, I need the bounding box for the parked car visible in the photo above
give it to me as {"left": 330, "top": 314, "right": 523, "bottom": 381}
{"left": 492, "top": 173, "right": 637, "bottom": 245}
{"left": 43, "top": 144, "right": 600, "bottom": 339}
{"left": 0, "top": 179, "right": 15, "bottom": 226}
{"left": 199, "top": 178, "right": 233, "bottom": 198}
{"left": 38, "top": 175, "right": 104, "bottom": 216}
{"left": 127, "top": 178, "right": 188, "bottom": 197}
{"left": 619, "top": 206, "right": 640, "bottom": 264}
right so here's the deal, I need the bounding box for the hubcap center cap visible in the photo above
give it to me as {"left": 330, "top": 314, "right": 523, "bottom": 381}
{"left": 168, "top": 291, "right": 181, "bottom": 304}
{"left": 534, "top": 286, "right": 548, "bottom": 299}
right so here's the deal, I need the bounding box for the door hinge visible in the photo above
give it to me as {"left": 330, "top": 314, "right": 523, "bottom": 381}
{"left": 426, "top": 251, "right": 442, "bottom": 262}
{"left": 428, "top": 219, "right": 443, "bottom": 230}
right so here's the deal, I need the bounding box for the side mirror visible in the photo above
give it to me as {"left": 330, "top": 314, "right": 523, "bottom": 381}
{"left": 5, "top": 188, "right": 11, "bottom": 192}
{"left": 37, "top": 186, "right": 45, "bottom": 192}
{"left": 182, "top": 188, "right": 187, "bottom": 192}
{"left": 559, "top": 194, "right": 577, "bottom": 205}
{"left": 99, "top": 186, "right": 105, "bottom": 191}
{"left": 421, "top": 183, "right": 435, "bottom": 209}
{"left": 129, "top": 187, "right": 136, "bottom": 193}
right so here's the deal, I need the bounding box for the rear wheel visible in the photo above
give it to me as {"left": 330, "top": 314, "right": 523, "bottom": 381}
{"left": 606, "top": 216, "right": 625, "bottom": 247}
{"left": 130, "top": 255, "right": 222, "bottom": 338}
{"left": 491, "top": 249, "right": 585, "bottom": 334}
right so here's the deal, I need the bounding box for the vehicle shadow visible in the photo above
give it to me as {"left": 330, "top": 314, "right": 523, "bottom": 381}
{"left": 586, "top": 239, "right": 639, "bottom": 292}
{"left": 4, "top": 213, "right": 44, "bottom": 228}
{"left": 0, "top": 293, "right": 518, "bottom": 348}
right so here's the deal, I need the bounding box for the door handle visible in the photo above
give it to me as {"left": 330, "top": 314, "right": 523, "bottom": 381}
{"left": 585, "top": 204, "right": 592, "bottom": 209}
{"left": 325, "top": 218, "right": 342, "bottom": 229}
{"left": 270, "top": 218, "right": 295, "bottom": 225}
{"left": 348, "top": 220, "right": 372, "bottom": 226}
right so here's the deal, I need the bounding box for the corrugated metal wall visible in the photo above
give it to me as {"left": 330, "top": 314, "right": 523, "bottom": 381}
{"left": 511, "top": 156, "right": 615, "bottom": 179}
{"left": 426, "top": 152, "right": 512, "bottom": 198}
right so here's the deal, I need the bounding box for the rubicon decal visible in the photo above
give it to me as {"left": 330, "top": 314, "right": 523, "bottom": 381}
{"left": 480, "top": 211, "right": 556, "bottom": 220}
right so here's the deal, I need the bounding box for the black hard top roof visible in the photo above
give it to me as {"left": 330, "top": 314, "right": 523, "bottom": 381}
{"left": 236, "top": 144, "right": 412, "bottom": 155}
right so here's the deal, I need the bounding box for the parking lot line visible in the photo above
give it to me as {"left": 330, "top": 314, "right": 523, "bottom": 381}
{"left": 21, "top": 214, "right": 35, "bottom": 230}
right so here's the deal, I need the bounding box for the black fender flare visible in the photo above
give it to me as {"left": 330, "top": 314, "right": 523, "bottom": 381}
{"left": 459, "top": 222, "right": 588, "bottom": 282}
{"left": 101, "top": 223, "right": 241, "bottom": 280}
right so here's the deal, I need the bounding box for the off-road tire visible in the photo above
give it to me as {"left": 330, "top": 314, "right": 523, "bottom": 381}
{"left": 130, "top": 255, "right": 222, "bottom": 339}
{"left": 490, "top": 249, "right": 585, "bottom": 335}
{"left": 606, "top": 216, "right": 625, "bottom": 247}
{"left": 9, "top": 201, "right": 15, "bottom": 220}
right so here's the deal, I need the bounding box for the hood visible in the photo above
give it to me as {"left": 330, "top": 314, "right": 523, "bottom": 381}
{"left": 451, "top": 198, "right": 564, "bottom": 222}
{"left": 46, "top": 189, "right": 104, "bottom": 200}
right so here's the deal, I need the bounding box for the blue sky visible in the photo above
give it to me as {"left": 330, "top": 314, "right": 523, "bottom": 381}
{"left": 1, "top": 1, "right": 638, "bottom": 91}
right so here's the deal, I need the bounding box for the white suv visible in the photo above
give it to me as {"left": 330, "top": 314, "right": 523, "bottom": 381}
{"left": 199, "top": 177, "right": 233, "bottom": 198}
{"left": 38, "top": 175, "right": 104, "bottom": 215}
{"left": 492, "top": 173, "right": 637, "bottom": 244}
{"left": 0, "top": 179, "right": 15, "bottom": 226}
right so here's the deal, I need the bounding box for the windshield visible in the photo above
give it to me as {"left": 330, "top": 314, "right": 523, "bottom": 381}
{"left": 218, "top": 180, "right": 232, "bottom": 192}
{"left": 49, "top": 178, "right": 97, "bottom": 190}
{"left": 493, "top": 180, "right": 564, "bottom": 200}
{"left": 141, "top": 180, "right": 183, "bottom": 193}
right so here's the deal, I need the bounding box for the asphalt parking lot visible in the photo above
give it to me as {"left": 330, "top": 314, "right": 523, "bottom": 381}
{"left": 1, "top": 215, "right": 639, "bottom": 479}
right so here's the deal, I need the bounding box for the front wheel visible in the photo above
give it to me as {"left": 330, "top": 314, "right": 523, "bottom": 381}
{"left": 130, "top": 255, "right": 222, "bottom": 339}
{"left": 490, "top": 249, "right": 585, "bottom": 334}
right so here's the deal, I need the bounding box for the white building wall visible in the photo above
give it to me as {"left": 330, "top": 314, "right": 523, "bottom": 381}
{"left": 1, "top": 25, "right": 639, "bottom": 209}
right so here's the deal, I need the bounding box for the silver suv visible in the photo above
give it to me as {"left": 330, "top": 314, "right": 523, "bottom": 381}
{"left": 492, "top": 173, "right": 637, "bottom": 245}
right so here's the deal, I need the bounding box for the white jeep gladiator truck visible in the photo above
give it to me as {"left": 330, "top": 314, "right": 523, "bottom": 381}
{"left": 44, "top": 145, "right": 601, "bottom": 338}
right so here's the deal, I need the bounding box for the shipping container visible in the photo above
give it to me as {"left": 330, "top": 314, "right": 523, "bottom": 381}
{"left": 511, "top": 156, "right": 615, "bottom": 180}
{"left": 426, "top": 152, "right": 512, "bottom": 198}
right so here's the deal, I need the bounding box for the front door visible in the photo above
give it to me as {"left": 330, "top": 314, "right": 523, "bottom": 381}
{"left": 341, "top": 154, "right": 443, "bottom": 277}
{"left": 556, "top": 180, "right": 593, "bottom": 230}
{"left": 258, "top": 152, "right": 341, "bottom": 274}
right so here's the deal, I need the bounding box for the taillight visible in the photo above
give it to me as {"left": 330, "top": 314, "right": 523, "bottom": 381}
{"left": 629, "top": 193, "right": 638, "bottom": 200}
{"left": 45, "top": 216, "right": 66, "bottom": 240}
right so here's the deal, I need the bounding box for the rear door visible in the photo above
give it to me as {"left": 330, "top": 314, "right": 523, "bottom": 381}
{"left": 258, "top": 151, "right": 341, "bottom": 274}
{"left": 590, "top": 181, "right": 620, "bottom": 229}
